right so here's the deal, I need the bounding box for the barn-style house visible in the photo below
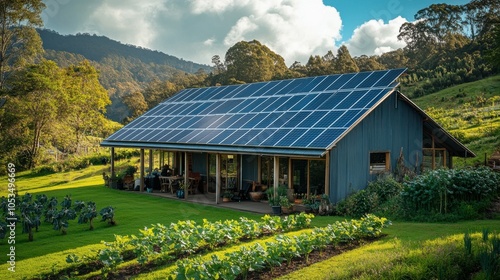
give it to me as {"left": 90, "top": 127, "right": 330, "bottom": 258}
{"left": 101, "top": 69, "right": 475, "bottom": 203}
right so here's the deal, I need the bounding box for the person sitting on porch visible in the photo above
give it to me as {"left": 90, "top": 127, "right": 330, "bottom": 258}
{"left": 161, "top": 164, "right": 173, "bottom": 176}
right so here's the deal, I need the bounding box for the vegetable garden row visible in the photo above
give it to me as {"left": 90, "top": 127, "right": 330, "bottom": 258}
{"left": 60, "top": 213, "right": 390, "bottom": 279}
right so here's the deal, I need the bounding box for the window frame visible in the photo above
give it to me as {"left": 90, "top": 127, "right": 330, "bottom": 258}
{"left": 369, "top": 151, "right": 390, "bottom": 174}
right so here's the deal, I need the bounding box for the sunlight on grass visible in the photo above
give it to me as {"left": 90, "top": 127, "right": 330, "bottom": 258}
{"left": 0, "top": 243, "right": 104, "bottom": 279}
{"left": 279, "top": 228, "right": 499, "bottom": 280}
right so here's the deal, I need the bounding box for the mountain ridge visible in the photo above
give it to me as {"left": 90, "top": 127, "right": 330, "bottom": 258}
{"left": 37, "top": 29, "right": 211, "bottom": 73}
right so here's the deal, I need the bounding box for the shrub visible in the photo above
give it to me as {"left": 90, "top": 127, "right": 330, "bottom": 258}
{"left": 366, "top": 175, "right": 403, "bottom": 203}
{"left": 400, "top": 167, "right": 500, "bottom": 221}
{"left": 336, "top": 176, "right": 402, "bottom": 218}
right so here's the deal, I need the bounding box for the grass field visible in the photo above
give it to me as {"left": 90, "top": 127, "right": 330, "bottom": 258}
{"left": 1, "top": 162, "right": 499, "bottom": 279}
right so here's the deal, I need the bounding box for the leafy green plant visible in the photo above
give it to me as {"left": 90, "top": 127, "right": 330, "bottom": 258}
{"left": 44, "top": 197, "right": 58, "bottom": 223}
{"left": 279, "top": 195, "right": 292, "bottom": 208}
{"left": 172, "top": 214, "right": 391, "bottom": 279}
{"left": 73, "top": 200, "right": 86, "bottom": 212}
{"left": 52, "top": 208, "right": 77, "bottom": 235}
{"left": 99, "top": 206, "right": 116, "bottom": 225}
{"left": 401, "top": 167, "right": 500, "bottom": 220}
{"left": 20, "top": 201, "right": 42, "bottom": 241}
{"left": 61, "top": 195, "right": 72, "bottom": 209}
{"left": 266, "top": 186, "right": 287, "bottom": 206}
{"left": 78, "top": 201, "right": 97, "bottom": 230}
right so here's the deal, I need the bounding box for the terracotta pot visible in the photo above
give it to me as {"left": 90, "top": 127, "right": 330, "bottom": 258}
{"left": 249, "top": 191, "right": 263, "bottom": 202}
{"left": 281, "top": 206, "right": 293, "bottom": 214}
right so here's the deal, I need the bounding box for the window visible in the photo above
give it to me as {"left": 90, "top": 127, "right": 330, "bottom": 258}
{"left": 370, "top": 152, "right": 390, "bottom": 174}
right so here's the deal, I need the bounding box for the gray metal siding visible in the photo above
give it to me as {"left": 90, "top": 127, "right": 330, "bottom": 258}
{"left": 329, "top": 92, "right": 423, "bottom": 203}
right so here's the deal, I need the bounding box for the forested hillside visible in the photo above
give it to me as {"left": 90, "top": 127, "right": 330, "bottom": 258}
{"left": 38, "top": 29, "right": 210, "bottom": 73}
{"left": 38, "top": 29, "right": 211, "bottom": 122}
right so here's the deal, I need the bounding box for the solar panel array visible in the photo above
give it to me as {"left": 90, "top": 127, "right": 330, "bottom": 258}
{"left": 106, "top": 69, "right": 405, "bottom": 150}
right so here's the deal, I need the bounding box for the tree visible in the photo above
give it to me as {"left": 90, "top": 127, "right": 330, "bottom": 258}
{"left": 354, "top": 55, "right": 385, "bottom": 72}
{"left": 414, "top": 4, "right": 463, "bottom": 42}
{"left": 0, "top": 0, "right": 45, "bottom": 92}
{"left": 123, "top": 90, "right": 148, "bottom": 123}
{"left": 63, "top": 60, "right": 111, "bottom": 153}
{"left": 305, "top": 53, "right": 334, "bottom": 76}
{"left": 225, "top": 40, "right": 288, "bottom": 83}
{"left": 487, "top": 25, "right": 500, "bottom": 70}
{"left": 334, "top": 45, "right": 359, "bottom": 73}
{"left": 7, "top": 60, "right": 65, "bottom": 169}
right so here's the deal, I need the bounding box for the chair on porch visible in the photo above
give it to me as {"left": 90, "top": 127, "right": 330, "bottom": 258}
{"left": 159, "top": 176, "right": 171, "bottom": 193}
{"left": 122, "top": 175, "right": 135, "bottom": 190}
{"left": 187, "top": 172, "right": 201, "bottom": 195}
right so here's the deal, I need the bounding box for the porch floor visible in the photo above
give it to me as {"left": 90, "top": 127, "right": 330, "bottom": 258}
{"left": 140, "top": 190, "right": 273, "bottom": 214}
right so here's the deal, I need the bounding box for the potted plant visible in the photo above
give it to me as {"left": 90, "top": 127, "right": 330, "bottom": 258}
{"left": 266, "top": 186, "right": 287, "bottom": 215}
{"left": 293, "top": 193, "right": 304, "bottom": 204}
{"left": 108, "top": 173, "right": 119, "bottom": 189}
{"left": 222, "top": 191, "right": 233, "bottom": 202}
{"left": 176, "top": 181, "right": 186, "bottom": 198}
{"left": 303, "top": 195, "right": 320, "bottom": 214}
{"left": 318, "top": 194, "right": 334, "bottom": 216}
{"left": 249, "top": 181, "right": 265, "bottom": 202}
{"left": 279, "top": 195, "right": 293, "bottom": 214}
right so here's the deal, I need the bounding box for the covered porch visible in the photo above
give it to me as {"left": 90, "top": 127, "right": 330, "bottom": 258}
{"left": 103, "top": 145, "right": 330, "bottom": 205}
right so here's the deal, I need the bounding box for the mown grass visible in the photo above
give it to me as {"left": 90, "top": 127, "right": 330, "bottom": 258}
{"left": 280, "top": 230, "right": 499, "bottom": 280}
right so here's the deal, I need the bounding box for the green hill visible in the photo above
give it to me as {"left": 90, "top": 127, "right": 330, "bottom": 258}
{"left": 412, "top": 75, "right": 500, "bottom": 165}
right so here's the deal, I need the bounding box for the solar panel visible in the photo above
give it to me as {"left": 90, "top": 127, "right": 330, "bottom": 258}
{"left": 105, "top": 69, "right": 406, "bottom": 151}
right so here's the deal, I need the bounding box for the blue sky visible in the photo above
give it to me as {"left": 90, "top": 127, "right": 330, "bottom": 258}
{"left": 329, "top": 0, "right": 470, "bottom": 40}
{"left": 41, "top": 0, "right": 471, "bottom": 65}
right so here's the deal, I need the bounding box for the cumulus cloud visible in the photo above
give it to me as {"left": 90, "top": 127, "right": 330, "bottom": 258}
{"left": 42, "top": 0, "right": 342, "bottom": 65}
{"left": 345, "top": 16, "right": 407, "bottom": 57}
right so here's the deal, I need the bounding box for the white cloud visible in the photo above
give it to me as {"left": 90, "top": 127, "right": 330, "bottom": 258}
{"left": 42, "top": 0, "right": 342, "bottom": 66}
{"left": 345, "top": 16, "right": 407, "bottom": 57}
{"left": 85, "top": 2, "right": 160, "bottom": 47}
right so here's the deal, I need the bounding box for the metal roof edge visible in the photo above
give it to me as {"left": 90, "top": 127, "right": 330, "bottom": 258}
{"left": 100, "top": 141, "right": 325, "bottom": 158}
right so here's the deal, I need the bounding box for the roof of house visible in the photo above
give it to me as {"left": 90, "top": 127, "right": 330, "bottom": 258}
{"left": 101, "top": 68, "right": 474, "bottom": 158}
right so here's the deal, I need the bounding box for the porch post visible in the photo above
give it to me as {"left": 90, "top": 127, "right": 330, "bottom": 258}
{"left": 184, "top": 152, "right": 189, "bottom": 199}
{"left": 288, "top": 158, "right": 292, "bottom": 190}
{"left": 325, "top": 152, "right": 330, "bottom": 196}
{"left": 257, "top": 156, "right": 262, "bottom": 183}
{"left": 273, "top": 156, "right": 279, "bottom": 198}
{"left": 307, "top": 160, "right": 310, "bottom": 196}
{"left": 149, "top": 150, "right": 153, "bottom": 175}
{"left": 110, "top": 147, "right": 115, "bottom": 179}
{"left": 140, "top": 149, "right": 145, "bottom": 192}
{"left": 215, "top": 154, "right": 221, "bottom": 204}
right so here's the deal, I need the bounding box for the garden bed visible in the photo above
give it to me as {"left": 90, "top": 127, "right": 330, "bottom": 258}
{"left": 246, "top": 238, "right": 379, "bottom": 280}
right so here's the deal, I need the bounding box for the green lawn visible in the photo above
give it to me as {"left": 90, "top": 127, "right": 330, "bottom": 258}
{"left": 1, "top": 164, "right": 498, "bottom": 279}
